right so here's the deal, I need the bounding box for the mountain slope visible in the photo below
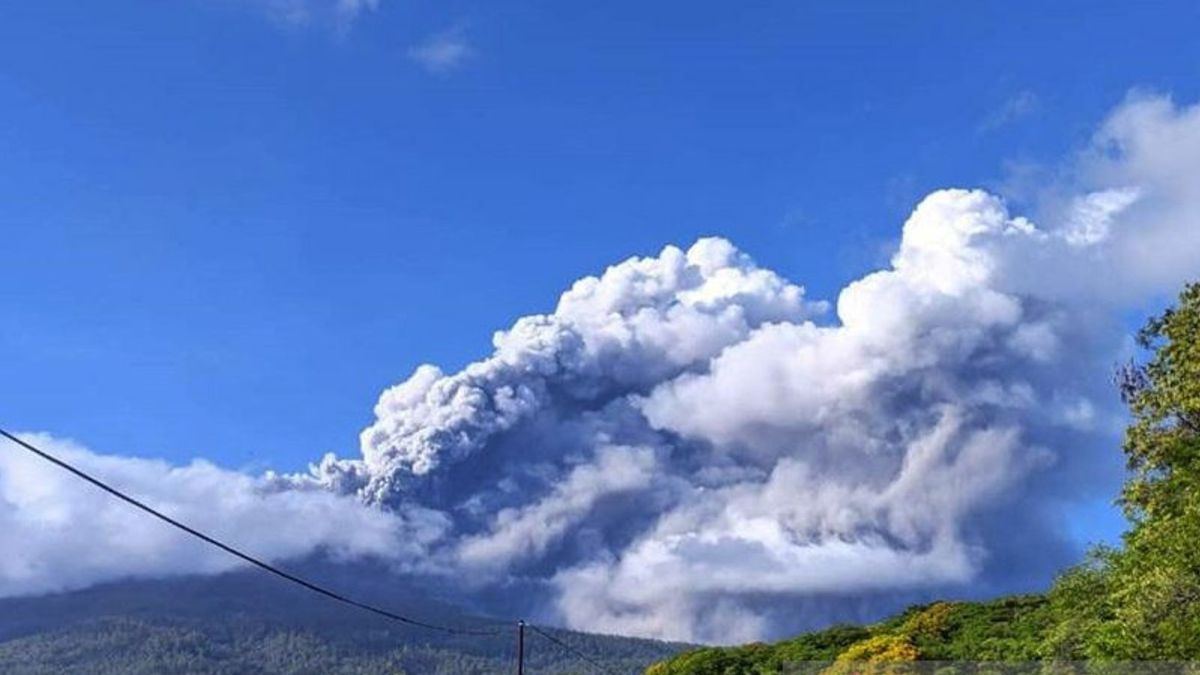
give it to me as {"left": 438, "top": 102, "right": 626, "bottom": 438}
{"left": 0, "top": 563, "right": 685, "bottom": 675}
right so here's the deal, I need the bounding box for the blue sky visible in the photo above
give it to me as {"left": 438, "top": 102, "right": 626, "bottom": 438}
{"left": 2, "top": 0, "right": 1197, "bottom": 481}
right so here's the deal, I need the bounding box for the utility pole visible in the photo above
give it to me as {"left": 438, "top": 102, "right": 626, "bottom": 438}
{"left": 516, "top": 620, "right": 526, "bottom": 675}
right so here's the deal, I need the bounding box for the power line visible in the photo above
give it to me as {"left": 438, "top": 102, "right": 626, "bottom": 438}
{"left": 527, "top": 623, "right": 624, "bottom": 675}
{"left": 1, "top": 427, "right": 663, "bottom": 667}
{"left": 0, "top": 428, "right": 502, "bottom": 637}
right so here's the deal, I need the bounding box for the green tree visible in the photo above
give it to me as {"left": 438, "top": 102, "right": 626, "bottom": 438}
{"left": 1048, "top": 282, "right": 1200, "bottom": 659}
{"left": 1120, "top": 282, "right": 1200, "bottom": 522}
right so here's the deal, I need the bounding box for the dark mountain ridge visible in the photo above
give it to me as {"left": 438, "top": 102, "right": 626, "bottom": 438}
{"left": 0, "top": 560, "right": 687, "bottom": 674}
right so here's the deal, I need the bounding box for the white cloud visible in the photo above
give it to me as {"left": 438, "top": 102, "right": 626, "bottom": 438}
{"left": 0, "top": 433, "right": 425, "bottom": 597}
{"left": 992, "top": 93, "right": 1200, "bottom": 305}
{"left": 408, "top": 28, "right": 473, "bottom": 73}
{"left": 1075, "top": 92, "right": 1200, "bottom": 296}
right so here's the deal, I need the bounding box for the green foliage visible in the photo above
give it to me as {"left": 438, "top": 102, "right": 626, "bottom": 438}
{"left": 909, "top": 598, "right": 1052, "bottom": 661}
{"left": 0, "top": 615, "right": 675, "bottom": 675}
{"left": 645, "top": 626, "right": 868, "bottom": 675}
{"left": 1047, "top": 282, "right": 1200, "bottom": 659}
{"left": 1120, "top": 283, "right": 1200, "bottom": 522}
{"left": 772, "top": 625, "right": 873, "bottom": 663}
{"left": 1041, "top": 549, "right": 1118, "bottom": 660}
{"left": 647, "top": 596, "right": 1052, "bottom": 673}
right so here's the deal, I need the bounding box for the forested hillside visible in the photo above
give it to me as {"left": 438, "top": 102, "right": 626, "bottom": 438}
{"left": 649, "top": 282, "right": 1200, "bottom": 673}
{"left": 647, "top": 595, "right": 1051, "bottom": 673}
{"left": 0, "top": 616, "right": 677, "bottom": 675}
{"left": 0, "top": 564, "right": 684, "bottom": 675}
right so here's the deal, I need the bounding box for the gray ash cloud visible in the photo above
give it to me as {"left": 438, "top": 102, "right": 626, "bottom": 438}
{"left": 5, "top": 93, "right": 1200, "bottom": 644}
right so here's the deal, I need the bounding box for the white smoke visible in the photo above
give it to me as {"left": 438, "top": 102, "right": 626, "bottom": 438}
{"left": 4, "top": 92, "right": 1200, "bottom": 643}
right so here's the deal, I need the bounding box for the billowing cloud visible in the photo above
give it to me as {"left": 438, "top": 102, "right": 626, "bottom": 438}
{"left": 294, "top": 236, "right": 824, "bottom": 506}
{"left": 457, "top": 444, "right": 658, "bottom": 572}
{"left": 284, "top": 93, "right": 1197, "bottom": 642}
{"left": 1074, "top": 92, "right": 1200, "bottom": 297}
{"left": 0, "top": 433, "right": 428, "bottom": 598}
{"left": 5, "top": 93, "right": 1200, "bottom": 644}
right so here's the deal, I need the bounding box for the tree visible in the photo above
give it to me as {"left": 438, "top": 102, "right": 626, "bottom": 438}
{"left": 1048, "top": 282, "right": 1200, "bottom": 659}
{"left": 1119, "top": 282, "right": 1200, "bottom": 521}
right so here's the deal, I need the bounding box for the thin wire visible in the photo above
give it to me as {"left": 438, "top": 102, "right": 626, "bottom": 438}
{"left": 528, "top": 623, "right": 623, "bottom": 675}
{"left": 0, "top": 428, "right": 502, "bottom": 637}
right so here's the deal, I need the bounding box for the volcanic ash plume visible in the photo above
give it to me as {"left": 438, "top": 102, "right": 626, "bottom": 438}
{"left": 6, "top": 93, "right": 1200, "bottom": 644}
{"left": 287, "top": 96, "right": 1200, "bottom": 640}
